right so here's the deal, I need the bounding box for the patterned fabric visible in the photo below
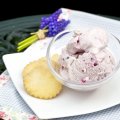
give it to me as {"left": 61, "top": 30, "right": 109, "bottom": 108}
{"left": 0, "top": 106, "right": 38, "bottom": 120}
{"left": 0, "top": 70, "right": 10, "bottom": 87}
{"left": 0, "top": 71, "right": 39, "bottom": 120}
{"left": 1, "top": 71, "right": 120, "bottom": 120}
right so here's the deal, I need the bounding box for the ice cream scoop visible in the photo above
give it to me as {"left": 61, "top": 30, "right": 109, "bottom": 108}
{"left": 67, "top": 28, "right": 108, "bottom": 55}
{"left": 59, "top": 28, "right": 115, "bottom": 84}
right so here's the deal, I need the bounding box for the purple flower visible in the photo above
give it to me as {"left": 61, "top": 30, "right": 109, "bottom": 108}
{"left": 40, "top": 9, "right": 70, "bottom": 37}
{"left": 47, "top": 19, "right": 70, "bottom": 37}
{"left": 40, "top": 9, "right": 62, "bottom": 29}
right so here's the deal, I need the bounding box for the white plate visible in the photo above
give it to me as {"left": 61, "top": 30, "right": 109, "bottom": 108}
{"left": 3, "top": 8, "right": 120, "bottom": 119}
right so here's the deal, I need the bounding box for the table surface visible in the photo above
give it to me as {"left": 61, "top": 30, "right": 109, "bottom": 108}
{"left": 1, "top": 14, "right": 120, "bottom": 120}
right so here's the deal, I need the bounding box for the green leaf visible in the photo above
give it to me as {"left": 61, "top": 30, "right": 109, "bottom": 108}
{"left": 0, "top": 26, "right": 38, "bottom": 73}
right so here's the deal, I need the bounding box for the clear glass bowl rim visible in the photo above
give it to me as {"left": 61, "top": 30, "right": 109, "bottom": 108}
{"left": 46, "top": 30, "right": 120, "bottom": 87}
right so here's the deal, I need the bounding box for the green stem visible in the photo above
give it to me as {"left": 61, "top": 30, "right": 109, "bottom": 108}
{"left": 18, "top": 35, "right": 37, "bottom": 46}
{"left": 17, "top": 35, "right": 38, "bottom": 52}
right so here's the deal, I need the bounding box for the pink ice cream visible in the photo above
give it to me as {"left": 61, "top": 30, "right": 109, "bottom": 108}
{"left": 59, "top": 28, "right": 115, "bottom": 84}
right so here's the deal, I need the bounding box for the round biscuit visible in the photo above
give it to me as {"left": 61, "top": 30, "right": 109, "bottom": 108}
{"left": 23, "top": 57, "right": 62, "bottom": 99}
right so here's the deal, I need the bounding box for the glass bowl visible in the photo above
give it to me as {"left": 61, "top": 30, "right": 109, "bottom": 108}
{"left": 46, "top": 30, "right": 120, "bottom": 91}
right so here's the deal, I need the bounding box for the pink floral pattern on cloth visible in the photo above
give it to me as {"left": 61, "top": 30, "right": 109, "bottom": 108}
{"left": 0, "top": 106, "right": 39, "bottom": 120}
{"left": 0, "top": 70, "right": 10, "bottom": 87}
{"left": 0, "top": 71, "right": 39, "bottom": 120}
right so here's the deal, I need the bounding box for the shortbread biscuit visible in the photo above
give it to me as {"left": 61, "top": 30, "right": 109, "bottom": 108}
{"left": 51, "top": 54, "right": 60, "bottom": 72}
{"left": 23, "top": 56, "right": 62, "bottom": 99}
{"left": 52, "top": 54, "right": 59, "bottom": 62}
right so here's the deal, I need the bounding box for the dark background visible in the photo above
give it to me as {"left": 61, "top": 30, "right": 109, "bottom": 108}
{"left": 0, "top": 0, "right": 120, "bottom": 21}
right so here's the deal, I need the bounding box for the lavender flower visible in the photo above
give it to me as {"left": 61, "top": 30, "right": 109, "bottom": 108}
{"left": 40, "top": 9, "right": 70, "bottom": 37}
{"left": 17, "top": 9, "right": 70, "bottom": 52}
{"left": 47, "top": 19, "right": 70, "bottom": 37}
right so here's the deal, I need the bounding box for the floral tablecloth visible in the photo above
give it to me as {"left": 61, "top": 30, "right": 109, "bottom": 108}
{"left": 0, "top": 106, "right": 38, "bottom": 120}
{"left": 1, "top": 70, "right": 120, "bottom": 120}
{"left": 0, "top": 70, "right": 39, "bottom": 120}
